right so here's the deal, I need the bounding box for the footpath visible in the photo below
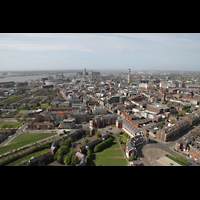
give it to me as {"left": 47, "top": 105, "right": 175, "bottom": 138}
{"left": 114, "top": 134, "right": 129, "bottom": 164}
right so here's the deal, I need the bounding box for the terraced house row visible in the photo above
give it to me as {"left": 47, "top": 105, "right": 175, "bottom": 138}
{"left": 157, "top": 109, "right": 200, "bottom": 142}
{"left": 175, "top": 126, "right": 200, "bottom": 163}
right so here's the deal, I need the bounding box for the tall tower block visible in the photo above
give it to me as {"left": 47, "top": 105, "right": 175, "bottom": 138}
{"left": 128, "top": 69, "right": 131, "bottom": 85}
{"left": 84, "top": 68, "right": 86, "bottom": 76}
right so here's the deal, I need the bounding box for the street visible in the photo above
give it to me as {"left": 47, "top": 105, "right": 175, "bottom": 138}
{"left": 136, "top": 135, "right": 200, "bottom": 166}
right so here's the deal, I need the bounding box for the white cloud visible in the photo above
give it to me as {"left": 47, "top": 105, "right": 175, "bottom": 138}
{"left": 1, "top": 33, "right": 200, "bottom": 71}
{"left": 0, "top": 33, "right": 152, "bottom": 53}
{"left": 0, "top": 37, "right": 93, "bottom": 52}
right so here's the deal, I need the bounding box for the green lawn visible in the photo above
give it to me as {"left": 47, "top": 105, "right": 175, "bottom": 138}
{"left": 0, "top": 121, "right": 24, "bottom": 128}
{"left": 166, "top": 155, "right": 188, "bottom": 166}
{"left": 41, "top": 104, "right": 49, "bottom": 109}
{"left": 0, "top": 133, "right": 56, "bottom": 155}
{"left": 93, "top": 136, "right": 127, "bottom": 166}
{"left": 118, "top": 132, "right": 128, "bottom": 149}
{"left": 6, "top": 148, "right": 50, "bottom": 166}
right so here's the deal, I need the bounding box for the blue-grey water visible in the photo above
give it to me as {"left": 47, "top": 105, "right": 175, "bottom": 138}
{"left": 0, "top": 73, "right": 76, "bottom": 82}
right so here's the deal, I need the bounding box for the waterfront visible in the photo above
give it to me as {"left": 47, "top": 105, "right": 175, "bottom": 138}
{"left": 0, "top": 73, "right": 76, "bottom": 82}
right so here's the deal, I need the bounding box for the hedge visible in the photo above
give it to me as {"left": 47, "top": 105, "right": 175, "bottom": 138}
{"left": 94, "top": 136, "right": 114, "bottom": 153}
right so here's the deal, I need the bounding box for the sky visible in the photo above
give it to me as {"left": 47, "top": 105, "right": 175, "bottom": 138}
{"left": 0, "top": 33, "right": 200, "bottom": 72}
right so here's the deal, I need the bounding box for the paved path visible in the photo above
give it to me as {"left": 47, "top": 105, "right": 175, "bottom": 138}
{"left": 142, "top": 145, "right": 169, "bottom": 166}
{"left": 0, "top": 120, "right": 31, "bottom": 147}
{"left": 115, "top": 134, "right": 128, "bottom": 164}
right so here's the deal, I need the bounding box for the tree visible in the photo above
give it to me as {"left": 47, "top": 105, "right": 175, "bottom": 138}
{"left": 59, "top": 145, "right": 70, "bottom": 157}
{"left": 64, "top": 137, "right": 72, "bottom": 147}
{"left": 63, "top": 155, "right": 71, "bottom": 165}
{"left": 14, "top": 113, "right": 21, "bottom": 121}
{"left": 87, "top": 149, "right": 92, "bottom": 159}
{"left": 185, "top": 108, "right": 191, "bottom": 113}
{"left": 170, "top": 119, "right": 176, "bottom": 124}
{"left": 159, "top": 124, "right": 163, "bottom": 129}
{"left": 94, "top": 145, "right": 100, "bottom": 153}
{"left": 85, "top": 130, "right": 90, "bottom": 136}
{"left": 84, "top": 138, "right": 88, "bottom": 145}
{"left": 47, "top": 101, "right": 51, "bottom": 106}
{"left": 178, "top": 110, "right": 186, "bottom": 117}
{"left": 19, "top": 104, "right": 26, "bottom": 110}
{"left": 57, "top": 155, "right": 63, "bottom": 163}
{"left": 1, "top": 123, "right": 8, "bottom": 129}
{"left": 96, "top": 132, "right": 101, "bottom": 138}
{"left": 71, "top": 155, "right": 79, "bottom": 166}
{"left": 21, "top": 114, "right": 28, "bottom": 121}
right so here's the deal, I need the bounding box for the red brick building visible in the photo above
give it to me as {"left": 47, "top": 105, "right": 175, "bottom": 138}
{"left": 157, "top": 119, "right": 190, "bottom": 142}
{"left": 27, "top": 115, "right": 55, "bottom": 130}
{"left": 89, "top": 115, "right": 118, "bottom": 129}
{"left": 189, "top": 143, "right": 200, "bottom": 162}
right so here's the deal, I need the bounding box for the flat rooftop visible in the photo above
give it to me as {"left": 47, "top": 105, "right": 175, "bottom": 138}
{"left": 148, "top": 103, "right": 170, "bottom": 110}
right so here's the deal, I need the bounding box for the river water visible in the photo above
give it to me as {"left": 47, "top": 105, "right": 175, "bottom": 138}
{"left": 0, "top": 73, "right": 76, "bottom": 82}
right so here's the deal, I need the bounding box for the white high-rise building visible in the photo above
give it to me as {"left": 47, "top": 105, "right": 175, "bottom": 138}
{"left": 128, "top": 69, "right": 131, "bottom": 84}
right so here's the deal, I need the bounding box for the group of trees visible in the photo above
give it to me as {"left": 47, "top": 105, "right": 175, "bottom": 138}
{"left": 14, "top": 113, "right": 28, "bottom": 121}
{"left": 94, "top": 136, "right": 114, "bottom": 153}
{"left": 1, "top": 124, "right": 13, "bottom": 129}
{"left": 31, "top": 102, "right": 41, "bottom": 110}
{"left": 54, "top": 137, "right": 79, "bottom": 166}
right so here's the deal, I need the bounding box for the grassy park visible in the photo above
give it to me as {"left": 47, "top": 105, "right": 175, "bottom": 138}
{"left": 0, "top": 133, "right": 56, "bottom": 155}
{"left": 92, "top": 135, "right": 127, "bottom": 166}
{"left": 0, "top": 121, "right": 24, "bottom": 129}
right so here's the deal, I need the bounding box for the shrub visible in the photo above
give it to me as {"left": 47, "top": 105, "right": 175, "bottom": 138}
{"left": 128, "top": 156, "right": 137, "bottom": 161}
{"left": 159, "top": 124, "right": 163, "bottom": 129}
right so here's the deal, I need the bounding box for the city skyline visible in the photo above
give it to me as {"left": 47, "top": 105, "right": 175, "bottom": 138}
{"left": 1, "top": 33, "right": 200, "bottom": 71}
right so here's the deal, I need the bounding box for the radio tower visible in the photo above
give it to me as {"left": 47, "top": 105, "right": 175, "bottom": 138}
{"left": 128, "top": 69, "right": 131, "bottom": 85}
